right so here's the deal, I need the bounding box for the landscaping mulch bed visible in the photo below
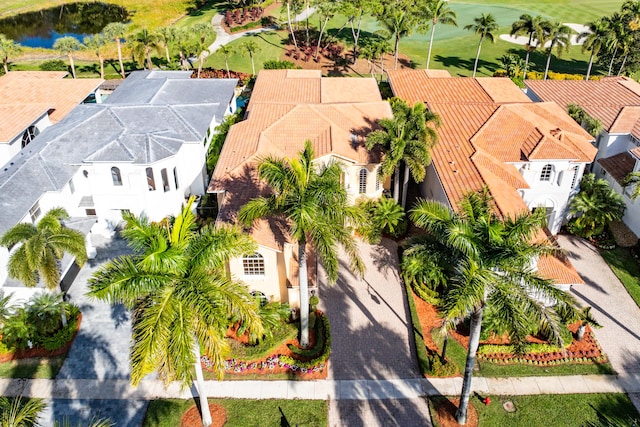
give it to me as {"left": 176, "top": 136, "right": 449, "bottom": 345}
{"left": 609, "top": 220, "right": 638, "bottom": 247}
{"left": 181, "top": 403, "right": 227, "bottom": 427}
{"left": 434, "top": 398, "right": 478, "bottom": 427}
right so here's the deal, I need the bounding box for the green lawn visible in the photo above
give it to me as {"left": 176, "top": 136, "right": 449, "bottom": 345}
{"left": 0, "top": 355, "right": 65, "bottom": 379}
{"left": 599, "top": 247, "right": 640, "bottom": 309}
{"left": 143, "top": 398, "right": 328, "bottom": 427}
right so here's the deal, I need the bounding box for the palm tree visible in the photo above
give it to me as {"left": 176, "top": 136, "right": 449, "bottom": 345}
{"left": 0, "top": 34, "right": 22, "bottom": 75}
{"left": 130, "top": 29, "right": 161, "bottom": 70}
{"left": 410, "top": 189, "right": 579, "bottom": 425}
{"left": 465, "top": 13, "right": 498, "bottom": 77}
{"left": 102, "top": 22, "right": 128, "bottom": 78}
{"left": 83, "top": 34, "right": 106, "bottom": 79}
{"left": 238, "top": 141, "right": 365, "bottom": 348}
{"left": 623, "top": 171, "right": 640, "bottom": 200}
{"left": 423, "top": 0, "right": 457, "bottom": 70}
{"left": 339, "top": 0, "right": 368, "bottom": 63}
{"left": 218, "top": 44, "right": 235, "bottom": 78}
{"left": 622, "top": 0, "right": 640, "bottom": 30}
{"left": 88, "top": 198, "right": 263, "bottom": 427}
{"left": 0, "top": 207, "right": 87, "bottom": 328}
{"left": 569, "top": 173, "right": 625, "bottom": 238}
{"left": 0, "top": 396, "right": 45, "bottom": 427}
{"left": 314, "top": 0, "right": 340, "bottom": 60}
{"left": 239, "top": 39, "right": 260, "bottom": 75}
{"left": 543, "top": 22, "right": 573, "bottom": 80}
{"left": 375, "top": 0, "right": 420, "bottom": 70}
{"left": 366, "top": 97, "right": 440, "bottom": 208}
{"left": 510, "top": 14, "right": 549, "bottom": 80}
{"left": 155, "top": 26, "right": 177, "bottom": 63}
{"left": 578, "top": 19, "right": 609, "bottom": 80}
{"left": 53, "top": 36, "right": 83, "bottom": 79}
{"left": 283, "top": 0, "right": 300, "bottom": 52}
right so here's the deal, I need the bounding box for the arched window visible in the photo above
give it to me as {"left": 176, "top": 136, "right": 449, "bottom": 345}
{"left": 146, "top": 167, "right": 156, "bottom": 191}
{"left": 570, "top": 166, "right": 580, "bottom": 188}
{"left": 111, "top": 167, "right": 122, "bottom": 186}
{"left": 21, "top": 126, "right": 39, "bottom": 148}
{"left": 540, "top": 164, "right": 553, "bottom": 182}
{"left": 359, "top": 168, "right": 368, "bottom": 194}
{"left": 243, "top": 252, "right": 265, "bottom": 276}
{"left": 251, "top": 291, "right": 268, "bottom": 307}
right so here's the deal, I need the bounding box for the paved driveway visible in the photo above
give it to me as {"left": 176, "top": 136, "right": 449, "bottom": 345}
{"left": 321, "top": 238, "right": 432, "bottom": 426}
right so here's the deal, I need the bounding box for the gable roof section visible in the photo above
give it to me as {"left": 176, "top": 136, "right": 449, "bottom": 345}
{"left": 597, "top": 151, "right": 636, "bottom": 185}
{"left": 0, "top": 103, "right": 51, "bottom": 142}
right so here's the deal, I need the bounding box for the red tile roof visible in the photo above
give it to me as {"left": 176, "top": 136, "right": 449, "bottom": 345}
{"left": 597, "top": 151, "right": 637, "bottom": 185}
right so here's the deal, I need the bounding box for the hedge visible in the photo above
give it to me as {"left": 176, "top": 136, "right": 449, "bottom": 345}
{"left": 404, "top": 283, "right": 431, "bottom": 376}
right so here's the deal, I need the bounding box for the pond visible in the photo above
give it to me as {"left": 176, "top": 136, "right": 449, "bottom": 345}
{"left": 0, "top": 2, "right": 129, "bottom": 49}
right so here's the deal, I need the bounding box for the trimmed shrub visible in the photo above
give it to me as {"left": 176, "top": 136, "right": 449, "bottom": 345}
{"left": 263, "top": 60, "right": 301, "bottom": 70}
{"left": 39, "top": 60, "right": 67, "bottom": 71}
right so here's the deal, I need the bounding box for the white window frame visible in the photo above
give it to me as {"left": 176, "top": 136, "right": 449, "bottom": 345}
{"left": 243, "top": 253, "right": 265, "bottom": 276}
{"left": 359, "top": 168, "right": 368, "bottom": 194}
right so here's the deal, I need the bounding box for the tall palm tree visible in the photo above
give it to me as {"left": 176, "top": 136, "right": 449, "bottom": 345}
{"left": 102, "top": 22, "right": 128, "bottom": 78}
{"left": 423, "top": 0, "right": 457, "bottom": 70}
{"left": 0, "top": 396, "right": 45, "bottom": 427}
{"left": 366, "top": 97, "right": 440, "bottom": 208}
{"left": 88, "top": 198, "right": 263, "bottom": 427}
{"left": 465, "top": 13, "right": 498, "bottom": 78}
{"left": 238, "top": 141, "right": 365, "bottom": 348}
{"left": 0, "top": 34, "right": 22, "bottom": 75}
{"left": 510, "top": 14, "right": 549, "bottom": 80}
{"left": 0, "top": 207, "right": 87, "bottom": 327}
{"left": 83, "top": 34, "right": 106, "bottom": 79}
{"left": 218, "top": 44, "right": 235, "bottom": 78}
{"left": 239, "top": 39, "right": 260, "bottom": 75}
{"left": 314, "top": 0, "right": 340, "bottom": 60}
{"left": 130, "top": 29, "right": 161, "bottom": 70}
{"left": 410, "top": 189, "right": 578, "bottom": 425}
{"left": 543, "top": 22, "right": 573, "bottom": 80}
{"left": 53, "top": 36, "right": 83, "bottom": 79}
{"left": 155, "top": 26, "right": 177, "bottom": 63}
{"left": 284, "top": 0, "right": 300, "bottom": 52}
{"left": 603, "top": 13, "right": 626, "bottom": 76}
{"left": 375, "top": 0, "right": 422, "bottom": 69}
{"left": 578, "top": 19, "right": 609, "bottom": 80}
{"left": 569, "top": 173, "right": 625, "bottom": 238}
{"left": 339, "top": 0, "right": 368, "bottom": 63}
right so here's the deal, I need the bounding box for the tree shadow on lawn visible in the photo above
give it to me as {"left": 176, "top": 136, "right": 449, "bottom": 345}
{"left": 433, "top": 54, "right": 497, "bottom": 76}
{"left": 186, "top": 0, "right": 227, "bottom": 16}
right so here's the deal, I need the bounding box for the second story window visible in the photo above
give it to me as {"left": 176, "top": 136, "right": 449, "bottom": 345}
{"left": 111, "top": 167, "right": 123, "bottom": 186}
{"left": 570, "top": 166, "right": 580, "bottom": 188}
{"left": 161, "top": 168, "right": 170, "bottom": 192}
{"left": 243, "top": 253, "right": 265, "bottom": 276}
{"left": 146, "top": 167, "right": 156, "bottom": 191}
{"left": 29, "top": 201, "right": 41, "bottom": 223}
{"left": 359, "top": 168, "right": 368, "bottom": 194}
{"left": 540, "top": 164, "right": 553, "bottom": 182}
{"left": 173, "top": 167, "right": 179, "bottom": 189}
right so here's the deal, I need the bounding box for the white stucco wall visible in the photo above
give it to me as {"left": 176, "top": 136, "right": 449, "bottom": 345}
{"left": 596, "top": 133, "right": 636, "bottom": 162}
{"left": 228, "top": 245, "right": 288, "bottom": 303}
{"left": 0, "top": 114, "right": 52, "bottom": 168}
{"left": 419, "top": 163, "right": 451, "bottom": 208}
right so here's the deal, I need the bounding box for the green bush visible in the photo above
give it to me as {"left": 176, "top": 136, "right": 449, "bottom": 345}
{"left": 263, "top": 60, "right": 301, "bottom": 70}
{"left": 39, "top": 60, "right": 67, "bottom": 71}
{"left": 356, "top": 197, "right": 406, "bottom": 243}
{"left": 280, "top": 311, "right": 331, "bottom": 369}
{"left": 425, "top": 352, "right": 457, "bottom": 377}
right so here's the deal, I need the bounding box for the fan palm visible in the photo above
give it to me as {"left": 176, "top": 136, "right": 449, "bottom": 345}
{"left": 543, "top": 22, "right": 573, "bottom": 80}
{"left": 83, "top": 34, "right": 106, "bottom": 79}
{"left": 53, "top": 36, "right": 82, "bottom": 79}
{"left": 423, "top": 0, "right": 457, "bottom": 70}
{"left": 510, "top": 14, "right": 549, "bottom": 80}
{"left": 410, "top": 188, "right": 579, "bottom": 424}
{"left": 0, "top": 207, "right": 87, "bottom": 327}
{"left": 238, "top": 141, "right": 365, "bottom": 347}
{"left": 569, "top": 173, "right": 625, "bottom": 237}
{"left": 87, "top": 198, "right": 263, "bottom": 427}
{"left": 465, "top": 13, "right": 498, "bottom": 77}
{"left": 366, "top": 97, "right": 439, "bottom": 208}
{"left": 578, "top": 19, "right": 610, "bottom": 80}
{"left": 0, "top": 34, "right": 22, "bottom": 75}
{"left": 102, "top": 22, "right": 128, "bottom": 78}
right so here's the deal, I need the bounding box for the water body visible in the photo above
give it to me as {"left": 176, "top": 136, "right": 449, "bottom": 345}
{"left": 0, "top": 2, "right": 129, "bottom": 49}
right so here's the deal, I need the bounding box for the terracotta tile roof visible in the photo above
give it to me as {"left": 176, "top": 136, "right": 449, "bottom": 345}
{"left": 0, "top": 103, "right": 51, "bottom": 142}
{"left": 525, "top": 77, "right": 640, "bottom": 131}
{"left": 609, "top": 106, "right": 640, "bottom": 138}
{"left": 597, "top": 151, "right": 637, "bottom": 185}
{"left": 0, "top": 72, "right": 102, "bottom": 142}
{"left": 538, "top": 254, "right": 583, "bottom": 285}
{"left": 321, "top": 78, "right": 383, "bottom": 103}
{"left": 424, "top": 69, "right": 452, "bottom": 78}
{"left": 631, "top": 146, "right": 640, "bottom": 159}
{"left": 475, "top": 77, "right": 532, "bottom": 103}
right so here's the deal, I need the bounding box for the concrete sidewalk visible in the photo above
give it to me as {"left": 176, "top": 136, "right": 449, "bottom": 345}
{"left": 2, "top": 374, "right": 640, "bottom": 401}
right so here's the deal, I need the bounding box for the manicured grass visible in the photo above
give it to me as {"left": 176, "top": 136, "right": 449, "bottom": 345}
{"left": 0, "top": 355, "right": 65, "bottom": 379}
{"left": 432, "top": 330, "right": 615, "bottom": 377}
{"left": 599, "top": 247, "right": 640, "bottom": 309}
{"left": 205, "top": 31, "right": 289, "bottom": 74}
{"left": 474, "top": 393, "right": 638, "bottom": 427}
{"left": 142, "top": 398, "right": 328, "bottom": 427}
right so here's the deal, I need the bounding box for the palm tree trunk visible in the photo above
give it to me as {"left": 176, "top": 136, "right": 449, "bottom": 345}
{"left": 455, "top": 305, "right": 484, "bottom": 425}
{"left": 225, "top": 57, "right": 231, "bottom": 79}
{"left": 440, "top": 334, "right": 449, "bottom": 363}
{"left": 145, "top": 48, "right": 153, "bottom": 70}
{"left": 315, "top": 17, "right": 330, "bottom": 60}
{"left": 193, "top": 340, "right": 213, "bottom": 426}
{"left": 523, "top": 49, "right": 531, "bottom": 80}
{"left": 379, "top": 52, "right": 385, "bottom": 82}
{"left": 401, "top": 163, "right": 410, "bottom": 209}
{"left": 58, "top": 289, "right": 68, "bottom": 328}
{"left": 68, "top": 54, "right": 76, "bottom": 79}
{"left": 298, "top": 237, "right": 310, "bottom": 348}
{"left": 544, "top": 45, "right": 554, "bottom": 80}
{"left": 608, "top": 46, "right": 618, "bottom": 76}
{"left": 287, "top": 1, "right": 299, "bottom": 52}
{"left": 99, "top": 54, "right": 105, "bottom": 79}
{"left": 577, "top": 324, "right": 586, "bottom": 341}
{"left": 617, "top": 52, "right": 628, "bottom": 76}
{"left": 351, "top": 11, "right": 363, "bottom": 64}
{"left": 3, "top": 58, "right": 8, "bottom": 74}
{"left": 426, "top": 24, "right": 436, "bottom": 70}
{"left": 393, "top": 34, "right": 400, "bottom": 70}
{"left": 472, "top": 35, "right": 484, "bottom": 78}
{"left": 586, "top": 52, "right": 594, "bottom": 80}
{"left": 165, "top": 45, "right": 171, "bottom": 63}
{"left": 250, "top": 54, "right": 255, "bottom": 75}
{"left": 116, "top": 39, "right": 125, "bottom": 78}
{"left": 393, "top": 166, "right": 400, "bottom": 203}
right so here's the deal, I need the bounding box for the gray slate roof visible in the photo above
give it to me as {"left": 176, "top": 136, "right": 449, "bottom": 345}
{"left": 0, "top": 71, "right": 238, "bottom": 234}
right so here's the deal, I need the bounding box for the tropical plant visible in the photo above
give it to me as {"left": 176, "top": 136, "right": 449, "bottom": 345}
{"left": 190, "top": 23, "right": 212, "bottom": 78}
{"left": 87, "top": 198, "right": 263, "bottom": 427}
{"left": 239, "top": 39, "right": 260, "bottom": 75}
{"left": 623, "top": 0, "right": 640, "bottom": 30}
{"left": 155, "top": 26, "right": 177, "bottom": 63}
{"left": 314, "top": 0, "right": 341, "bottom": 60}
{"left": 53, "top": 36, "right": 83, "bottom": 79}
{"left": 409, "top": 188, "right": 579, "bottom": 424}
{"left": 576, "top": 306, "right": 602, "bottom": 341}
{"left": 0, "top": 34, "right": 22, "bottom": 75}
{"left": 338, "top": 0, "right": 369, "bottom": 62}
{"left": 569, "top": 173, "right": 625, "bottom": 238}
{"left": 238, "top": 141, "right": 365, "bottom": 347}
{"left": 0, "top": 291, "right": 10, "bottom": 327}
{"left": 102, "top": 22, "right": 128, "bottom": 78}
{"left": 566, "top": 103, "right": 603, "bottom": 137}
{"left": 465, "top": 13, "right": 499, "bottom": 78}
{"left": 374, "top": 0, "right": 425, "bottom": 69}
{"left": 218, "top": 44, "right": 235, "bottom": 78}
{"left": 499, "top": 54, "right": 527, "bottom": 79}
{"left": 510, "top": 14, "right": 549, "bottom": 80}
{"left": 0, "top": 396, "right": 45, "bottom": 427}
{"left": 0, "top": 207, "right": 87, "bottom": 327}
{"left": 623, "top": 171, "right": 640, "bottom": 200}
{"left": 283, "top": 0, "right": 301, "bottom": 51}
{"left": 83, "top": 34, "right": 106, "bottom": 79}
{"left": 130, "top": 29, "right": 162, "bottom": 70}
{"left": 422, "top": 0, "right": 457, "bottom": 70}
{"left": 366, "top": 97, "right": 439, "bottom": 208}
{"left": 578, "top": 19, "right": 610, "bottom": 80}
{"left": 542, "top": 22, "right": 573, "bottom": 80}
{"left": 359, "top": 34, "right": 390, "bottom": 79}
{"left": 357, "top": 196, "right": 406, "bottom": 243}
